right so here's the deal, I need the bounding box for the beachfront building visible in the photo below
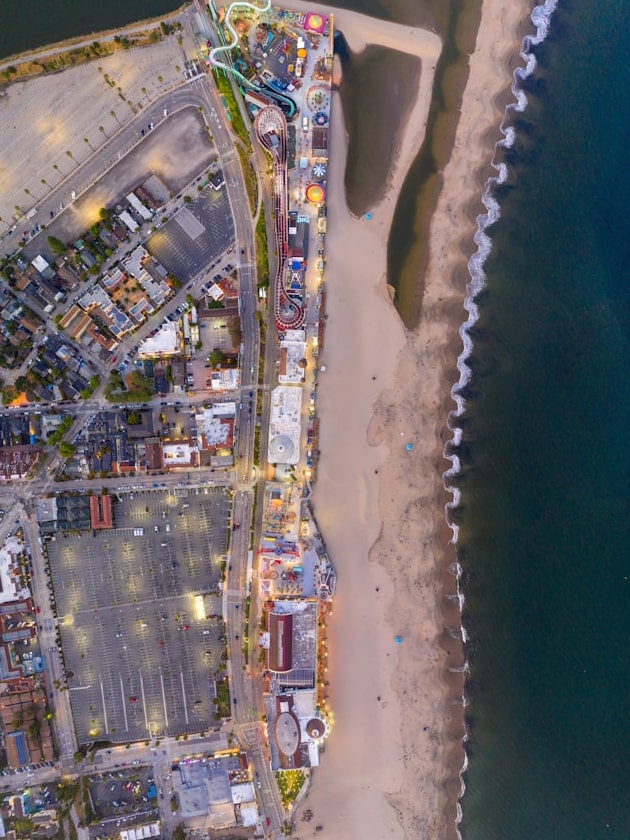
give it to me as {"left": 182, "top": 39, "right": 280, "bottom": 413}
{"left": 259, "top": 599, "right": 327, "bottom": 770}
{"left": 267, "top": 386, "right": 302, "bottom": 465}
{"left": 278, "top": 330, "right": 307, "bottom": 384}
{"left": 263, "top": 689, "right": 327, "bottom": 771}
{"left": 263, "top": 600, "right": 317, "bottom": 691}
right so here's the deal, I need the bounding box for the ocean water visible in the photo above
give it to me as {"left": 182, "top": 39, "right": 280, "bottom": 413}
{"left": 448, "top": 1, "right": 630, "bottom": 838}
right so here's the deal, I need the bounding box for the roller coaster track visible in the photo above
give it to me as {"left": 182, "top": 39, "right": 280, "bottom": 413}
{"left": 208, "top": 0, "right": 297, "bottom": 116}
{"left": 254, "top": 106, "right": 305, "bottom": 332}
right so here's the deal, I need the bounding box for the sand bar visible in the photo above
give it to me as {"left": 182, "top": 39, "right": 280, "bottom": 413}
{"left": 295, "top": 0, "right": 535, "bottom": 838}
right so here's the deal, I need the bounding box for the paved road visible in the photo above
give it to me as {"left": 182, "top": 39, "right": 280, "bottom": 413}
{"left": 21, "top": 511, "right": 79, "bottom": 762}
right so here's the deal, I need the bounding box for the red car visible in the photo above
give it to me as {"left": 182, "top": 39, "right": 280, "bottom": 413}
{"left": 130, "top": 696, "right": 138, "bottom": 704}
{"left": 182, "top": 624, "right": 190, "bottom": 631}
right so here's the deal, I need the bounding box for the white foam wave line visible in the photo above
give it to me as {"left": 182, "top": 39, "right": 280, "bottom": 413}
{"left": 441, "top": 4, "right": 559, "bottom": 838}
{"left": 443, "top": 0, "right": 559, "bottom": 544}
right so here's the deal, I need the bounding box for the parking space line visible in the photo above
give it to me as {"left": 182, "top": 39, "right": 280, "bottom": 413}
{"left": 119, "top": 674, "right": 129, "bottom": 732}
{"left": 139, "top": 671, "right": 149, "bottom": 732}
{"left": 180, "top": 671, "right": 189, "bottom": 725}
{"left": 160, "top": 672, "right": 170, "bottom": 729}
{"left": 99, "top": 676, "right": 109, "bottom": 734}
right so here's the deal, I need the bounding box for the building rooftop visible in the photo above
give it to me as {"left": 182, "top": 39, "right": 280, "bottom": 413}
{"left": 89, "top": 494, "right": 113, "bottom": 529}
{"left": 138, "top": 322, "right": 181, "bottom": 358}
{"left": 268, "top": 386, "right": 302, "bottom": 465}
{"left": 279, "top": 333, "right": 307, "bottom": 383}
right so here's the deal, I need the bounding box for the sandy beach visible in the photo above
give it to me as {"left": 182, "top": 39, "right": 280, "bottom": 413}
{"left": 295, "top": 1, "right": 534, "bottom": 838}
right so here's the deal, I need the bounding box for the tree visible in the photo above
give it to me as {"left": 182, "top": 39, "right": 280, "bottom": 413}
{"left": 47, "top": 235, "right": 66, "bottom": 255}
{"left": 208, "top": 349, "right": 225, "bottom": 369}
{"left": 84, "top": 137, "right": 94, "bottom": 151}
{"left": 59, "top": 441, "right": 76, "bottom": 458}
{"left": 13, "top": 818, "right": 35, "bottom": 833}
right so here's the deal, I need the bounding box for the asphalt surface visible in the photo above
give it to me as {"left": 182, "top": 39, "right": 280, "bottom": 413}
{"left": 47, "top": 489, "right": 229, "bottom": 742}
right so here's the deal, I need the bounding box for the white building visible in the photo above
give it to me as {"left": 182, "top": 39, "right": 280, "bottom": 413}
{"left": 118, "top": 210, "right": 139, "bottom": 233}
{"left": 126, "top": 192, "right": 152, "bottom": 222}
{"left": 210, "top": 369, "right": 240, "bottom": 391}
{"left": 279, "top": 329, "right": 307, "bottom": 384}
{"left": 137, "top": 322, "right": 181, "bottom": 358}
{"left": 268, "top": 386, "right": 302, "bottom": 465}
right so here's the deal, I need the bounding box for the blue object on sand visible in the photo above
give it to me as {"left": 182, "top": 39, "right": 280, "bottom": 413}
{"left": 406, "top": 443, "right": 413, "bottom": 451}
{"left": 395, "top": 635, "right": 402, "bottom": 644}
{"left": 365, "top": 212, "right": 372, "bottom": 220}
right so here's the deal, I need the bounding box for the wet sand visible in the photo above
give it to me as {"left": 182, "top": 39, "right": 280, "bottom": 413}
{"left": 294, "top": 0, "right": 534, "bottom": 838}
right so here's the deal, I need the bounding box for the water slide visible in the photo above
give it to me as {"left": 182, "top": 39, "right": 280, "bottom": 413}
{"left": 208, "top": 0, "right": 297, "bottom": 116}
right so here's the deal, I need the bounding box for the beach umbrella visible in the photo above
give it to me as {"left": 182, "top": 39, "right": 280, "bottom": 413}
{"left": 406, "top": 443, "right": 413, "bottom": 451}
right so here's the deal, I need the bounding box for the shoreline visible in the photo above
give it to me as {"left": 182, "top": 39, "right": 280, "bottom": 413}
{"left": 296, "top": 2, "right": 538, "bottom": 840}
{"left": 444, "top": 1, "right": 559, "bottom": 827}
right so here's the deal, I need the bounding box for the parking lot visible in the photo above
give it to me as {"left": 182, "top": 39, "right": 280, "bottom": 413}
{"left": 89, "top": 765, "right": 159, "bottom": 822}
{"left": 145, "top": 186, "right": 234, "bottom": 284}
{"left": 47, "top": 489, "right": 230, "bottom": 743}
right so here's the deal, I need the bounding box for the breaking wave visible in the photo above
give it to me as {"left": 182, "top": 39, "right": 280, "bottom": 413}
{"left": 441, "top": 1, "right": 559, "bottom": 837}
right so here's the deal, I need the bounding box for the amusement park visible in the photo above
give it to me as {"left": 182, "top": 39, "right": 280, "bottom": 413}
{"left": 202, "top": 0, "right": 333, "bottom": 332}
{"left": 196, "top": 0, "right": 337, "bottom": 793}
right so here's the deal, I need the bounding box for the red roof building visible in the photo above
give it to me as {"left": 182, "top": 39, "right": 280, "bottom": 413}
{"left": 89, "top": 494, "right": 113, "bottom": 530}
{"left": 268, "top": 612, "right": 293, "bottom": 673}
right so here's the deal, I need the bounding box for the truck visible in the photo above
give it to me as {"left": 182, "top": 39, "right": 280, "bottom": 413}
{"left": 302, "top": 115, "right": 309, "bottom": 132}
{"left": 25, "top": 207, "right": 38, "bottom": 220}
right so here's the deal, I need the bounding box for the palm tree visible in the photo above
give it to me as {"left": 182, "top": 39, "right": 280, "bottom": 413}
{"left": 41, "top": 179, "right": 47, "bottom": 185}
{"left": 110, "top": 110, "right": 121, "bottom": 126}
{"left": 99, "top": 126, "right": 107, "bottom": 139}
{"left": 84, "top": 137, "right": 94, "bottom": 151}
{"left": 66, "top": 150, "right": 77, "bottom": 168}
{"left": 24, "top": 188, "right": 30, "bottom": 196}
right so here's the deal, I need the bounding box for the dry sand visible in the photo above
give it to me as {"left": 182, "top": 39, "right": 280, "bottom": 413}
{"left": 296, "top": 1, "right": 534, "bottom": 838}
